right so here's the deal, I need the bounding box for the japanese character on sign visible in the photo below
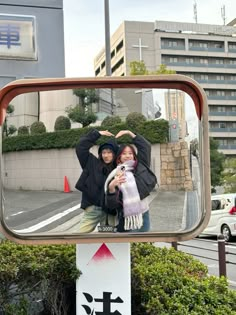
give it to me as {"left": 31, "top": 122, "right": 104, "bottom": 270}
{"left": 0, "top": 24, "right": 21, "bottom": 48}
{"left": 82, "top": 291, "right": 124, "bottom": 315}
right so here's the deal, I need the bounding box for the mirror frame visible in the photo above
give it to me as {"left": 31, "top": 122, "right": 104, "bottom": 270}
{"left": 0, "top": 74, "right": 211, "bottom": 244}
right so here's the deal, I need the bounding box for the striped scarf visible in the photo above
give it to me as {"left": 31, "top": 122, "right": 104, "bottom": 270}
{"left": 105, "top": 160, "right": 148, "bottom": 230}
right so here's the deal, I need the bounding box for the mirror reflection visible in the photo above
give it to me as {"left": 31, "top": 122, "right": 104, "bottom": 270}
{"left": 2, "top": 87, "right": 201, "bottom": 237}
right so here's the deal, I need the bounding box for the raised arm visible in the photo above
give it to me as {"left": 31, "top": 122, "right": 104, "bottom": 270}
{"left": 115, "top": 130, "right": 151, "bottom": 166}
{"left": 76, "top": 129, "right": 113, "bottom": 169}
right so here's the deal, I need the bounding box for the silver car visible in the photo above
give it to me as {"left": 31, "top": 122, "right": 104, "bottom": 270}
{"left": 201, "top": 194, "right": 236, "bottom": 242}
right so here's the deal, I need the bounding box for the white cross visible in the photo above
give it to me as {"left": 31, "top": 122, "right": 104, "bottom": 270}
{"left": 132, "top": 38, "right": 148, "bottom": 61}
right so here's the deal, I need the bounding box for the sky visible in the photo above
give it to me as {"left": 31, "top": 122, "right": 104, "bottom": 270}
{"left": 63, "top": 0, "right": 236, "bottom": 77}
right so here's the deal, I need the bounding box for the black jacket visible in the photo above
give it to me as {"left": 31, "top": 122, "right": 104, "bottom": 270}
{"left": 75, "top": 129, "right": 116, "bottom": 209}
{"left": 106, "top": 134, "right": 157, "bottom": 211}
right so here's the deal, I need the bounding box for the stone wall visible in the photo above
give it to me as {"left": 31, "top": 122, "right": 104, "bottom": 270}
{"left": 160, "top": 141, "right": 193, "bottom": 191}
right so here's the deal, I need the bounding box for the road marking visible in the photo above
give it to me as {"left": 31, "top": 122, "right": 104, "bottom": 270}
{"left": 11, "top": 211, "right": 25, "bottom": 216}
{"left": 13, "top": 203, "right": 81, "bottom": 233}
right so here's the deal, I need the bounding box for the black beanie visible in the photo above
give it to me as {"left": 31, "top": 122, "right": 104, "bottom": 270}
{"left": 98, "top": 139, "right": 119, "bottom": 155}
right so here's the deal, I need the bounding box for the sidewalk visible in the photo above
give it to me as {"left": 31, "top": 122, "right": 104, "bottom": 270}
{"left": 149, "top": 190, "right": 186, "bottom": 232}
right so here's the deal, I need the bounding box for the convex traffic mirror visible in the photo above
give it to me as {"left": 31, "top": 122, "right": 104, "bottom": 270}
{"left": 0, "top": 75, "right": 211, "bottom": 244}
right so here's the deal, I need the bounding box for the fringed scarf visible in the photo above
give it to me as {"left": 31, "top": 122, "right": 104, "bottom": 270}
{"left": 105, "top": 160, "right": 148, "bottom": 230}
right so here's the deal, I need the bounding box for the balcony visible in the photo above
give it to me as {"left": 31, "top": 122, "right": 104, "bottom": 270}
{"left": 207, "top": 95, "right": 236, "bottom": 100}
{"left": 209, "top": 127, "right": 236, "bottom": 132}
{"left": 189, "top": 47, "right": 224, "bottom": 53}
{"left": 209, "top": 111, "right": 236, "bottom": 116}
{"left": 161, "top": 45, "right": 185, "bottom": 50}
{"left": 218, "top": 144, "right": 236, "bottom": 150}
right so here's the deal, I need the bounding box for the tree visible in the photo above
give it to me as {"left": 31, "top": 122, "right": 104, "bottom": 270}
{"left": 209, "top": 138, "right": 225, "bottom": 192}
{"left": 190, "top": 137, "right": 225, "bottom": 193}
{"left": 65, "top": 88, "right": 98, "bottom": 128}
{"left": 129, "top": 61, "right": 176, "bottom": 75}
{"left": 222, "top": 157, "right": 236, "bottom": 193}
{"left": 3, "top": 104, "right": 17, "bottom": 137}
{"left": 130, "top": 60, "right": 148, "bottom": 75}
{"left": 155, "top": 64, "right": 176, "bottom": 74}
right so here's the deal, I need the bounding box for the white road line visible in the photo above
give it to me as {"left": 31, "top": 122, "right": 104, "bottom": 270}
{"left": 11, "top": 211, "right": 25, "bottom": 216}
{"left": 13, "top": 203, "right": 81, "bottom": 233}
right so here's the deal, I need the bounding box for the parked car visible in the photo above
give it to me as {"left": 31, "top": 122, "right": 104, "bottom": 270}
{"left": 201, "top": 194, "right": 236, "bottom": 242}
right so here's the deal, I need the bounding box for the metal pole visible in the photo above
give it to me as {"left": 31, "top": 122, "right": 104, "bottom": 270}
{"left": 171, "top": 242, "right": 178, "bottom": 250}
{"left": 104, "top": 0, "right": 111, "bottom": 76}
{"left": 104, "top": 0, "right": 114, "bottom": 115}
{"left": 217, "top": 234, "right": 227, "bottom": 277}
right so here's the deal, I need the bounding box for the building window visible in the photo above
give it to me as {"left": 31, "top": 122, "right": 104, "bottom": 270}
{"left": 116, "top": 40, "right": 123, "bottom": 53}
{"left": 215, "top": 59, "right": 224, "bottom": 64}
{"left": 200, "top": 58, "right": 208, "bottom": 64}
{"left": 186, "top": 58, "right": 194, "bottom": 64}
{"left": 228, "top": 42, "right": 236, "bottom": 50}
{"left": 95, "top": 67, "right": 100, "bottom": 76}
{"left": 216, "top": 90, "right": 225, "bottom": 96}
{"left": 218, "top": 106, "right": 225, "bottom": 112}
{"left": 219, "top": 122, "right": 226, "bottom": 128}
{"left": 229, "top": 59, "right": 236, "bottom": 65}
{"left": 111, "top": 57, "right": 124, "bottom": 73}
{"left": 189, "top": 40, "right": 208, "bottom": 48}
{"left": 111, "top": 50, "right": 115, "bottom": 59}
{"left": 170, "top": 57, "right": 178, "bottom": 63}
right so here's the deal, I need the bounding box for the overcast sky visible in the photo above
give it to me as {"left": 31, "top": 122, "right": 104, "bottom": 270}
{"left": 63, "top": 0, "right": 236, "bottom": 77}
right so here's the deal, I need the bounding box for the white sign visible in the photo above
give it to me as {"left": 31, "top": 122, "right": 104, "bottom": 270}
{"left": 76, "top": 243, "right": 131, "bottom": 315}
{"left": 0, "top": 14, "right": 36, "bottom": 60}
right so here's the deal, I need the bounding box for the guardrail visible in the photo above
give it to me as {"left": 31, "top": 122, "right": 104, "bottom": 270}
{"left": 171, "top": 235, "right": 236, "bottom": 278}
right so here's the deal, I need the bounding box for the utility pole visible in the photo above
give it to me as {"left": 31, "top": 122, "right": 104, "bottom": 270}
{"left": 104, "top": 0, "right": 114, "bottom": 114}
{"left": 104, "top": 0, "right": 111, "bottom": 76}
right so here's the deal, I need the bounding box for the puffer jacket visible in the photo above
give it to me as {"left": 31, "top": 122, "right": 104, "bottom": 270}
{"left": 105, "top": 134, "right": 157, "bottom": 211}
{"left": 75, "top": 129, "right": 117, "bottom": 209}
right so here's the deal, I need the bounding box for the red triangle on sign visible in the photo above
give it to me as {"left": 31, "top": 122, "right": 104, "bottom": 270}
{"left": 88, "top": 243, "right": 116, "bottom": 264}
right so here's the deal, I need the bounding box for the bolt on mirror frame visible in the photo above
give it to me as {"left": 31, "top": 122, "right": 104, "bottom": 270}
{"left": 0, "top": 74, "right": 211, "bottom": 245}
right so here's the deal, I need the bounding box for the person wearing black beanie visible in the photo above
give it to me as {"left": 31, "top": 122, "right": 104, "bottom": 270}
{"left": 75, "top": 128, "right": 118, "bottom": 233}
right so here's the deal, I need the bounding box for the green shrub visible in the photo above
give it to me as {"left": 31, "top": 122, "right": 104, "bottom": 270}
{"left": 131, "top": 243, "right": 236, "bottom": 314}
{"left": 18, "top": 125, "right": 29, "bottom": 135}
{"left": 126, "top": 112, "right": 146, "bottom": 130}
{"left": 54, "top": 115, "right": 71, "bottom": 131}
{"left": 30, "top": 121, "right": 46, "bottom": 135}
{"left": 2, "top": 120, "right": 169, "bottom": 153}
{"left": 0, "top": 240, "right": 80, "bottom": 314}
{"left": 101, "top": 115, "right": 122, "bottom": 128}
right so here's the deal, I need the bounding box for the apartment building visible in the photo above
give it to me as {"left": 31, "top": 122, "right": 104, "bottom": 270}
{"left": 94, "top": 20, "right": 236, "bottom": 155}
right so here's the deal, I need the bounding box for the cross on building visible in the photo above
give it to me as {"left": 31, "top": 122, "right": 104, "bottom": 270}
{"left": 132, "top": 38, "right": 148, "bottom": 61}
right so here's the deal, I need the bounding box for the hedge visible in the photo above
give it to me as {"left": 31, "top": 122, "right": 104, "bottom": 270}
{"left": 2, "top": 119, "right": 169, "bottom": 153}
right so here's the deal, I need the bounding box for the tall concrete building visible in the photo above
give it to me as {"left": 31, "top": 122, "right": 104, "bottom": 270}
{"left": 94, "top": 20, "right": 236, "bottom": 156}
{"left": 165, "top": 90, "right": 187, "bottom": 141}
